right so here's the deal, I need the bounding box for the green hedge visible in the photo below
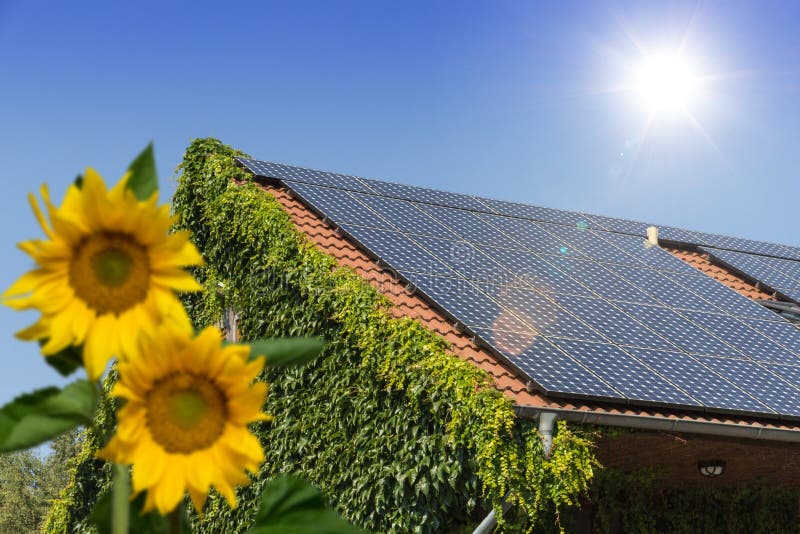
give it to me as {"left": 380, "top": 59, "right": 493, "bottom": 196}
{"left": 44, "top": 138, "right": 598, "bottom": 533}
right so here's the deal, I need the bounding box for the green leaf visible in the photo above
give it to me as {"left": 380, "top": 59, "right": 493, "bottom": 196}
{"left": 247, "top": 475, "right": 363, "bottom": 534}
{"left": 38, "top": 340, "right": 82, "bottom": 377}
{"left": 126, "top": 143, "right": 158, "bottom": 201}
{"left": 0, "top": 380, "right": 97, "bottom": 452}
{"left": 74, "top": 173, "right": 84, "bottom": 189}
{"left": 89, "top": 490, "right": 181, "bottom": 534}
{"left": 249, "top": 337, "right": 325, "bottom": 368}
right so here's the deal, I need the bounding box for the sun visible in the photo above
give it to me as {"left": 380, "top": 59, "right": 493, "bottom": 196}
{"left": 634, "top": 54, "right": 698, "bottom": 115}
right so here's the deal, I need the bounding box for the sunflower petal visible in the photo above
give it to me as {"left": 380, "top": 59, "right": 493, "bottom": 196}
{"left": 28, "top": 191, "right": 55, "bottom": 238}
{"left": 151, "top": 269, "right": 203, "bottom": 292}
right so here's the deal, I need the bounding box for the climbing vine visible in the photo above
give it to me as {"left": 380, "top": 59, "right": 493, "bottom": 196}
{"left": 44, "top": 137, "right": 598, "bottom": 533}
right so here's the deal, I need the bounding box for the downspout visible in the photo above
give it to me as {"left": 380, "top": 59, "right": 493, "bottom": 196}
{"left": 539, "top": 411, "right": 558, "bottom": 459}
{"left": 472, "top": 412, "right": 558, "bottom": 534}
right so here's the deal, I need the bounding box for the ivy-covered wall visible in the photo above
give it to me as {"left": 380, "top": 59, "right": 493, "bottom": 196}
{"left": 44, "top": 138, "right": 597, "bottom": 533}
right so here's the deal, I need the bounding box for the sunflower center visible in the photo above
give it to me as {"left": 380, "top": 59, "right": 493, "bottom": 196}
{"left": 70, "top": 232, "right": 150, "bottom": 314}
{"left": 146, "top": 373, "right": 227, "bottom": 454}
{"left": 93, "top": 248, "right": 133, "bottom": 287}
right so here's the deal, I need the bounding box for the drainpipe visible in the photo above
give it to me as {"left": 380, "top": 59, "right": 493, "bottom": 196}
{"left": 539, "top": 411, "right": 558, "bottom": 459}
{"left": 472, "top": 412, "right": 559, "bottom": 533}
{"left": 472, "top": 500, "right": 512, "bottom": 534}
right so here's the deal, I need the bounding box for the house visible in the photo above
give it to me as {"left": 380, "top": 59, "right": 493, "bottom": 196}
{"left": 50, "top": 139, "right": 800, "bottom": 533}
{"left": 232, "top": 154, "right": 800, "bottom": 529}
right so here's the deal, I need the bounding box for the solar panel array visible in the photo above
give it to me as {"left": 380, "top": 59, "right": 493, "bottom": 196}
{"left": 701, "top": 247, "right": 800, "bottom": 304}
{"left": 237, "top": 157, "right": 800, "bottom": 420}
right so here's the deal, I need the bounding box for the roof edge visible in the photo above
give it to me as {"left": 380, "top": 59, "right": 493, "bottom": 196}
{"left": 515, "top": 405, "right": 800, "bottom": 443}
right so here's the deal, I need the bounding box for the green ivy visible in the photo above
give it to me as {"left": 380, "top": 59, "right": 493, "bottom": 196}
{"left": 44, "top": 138, "right": 598, "bottom": 533}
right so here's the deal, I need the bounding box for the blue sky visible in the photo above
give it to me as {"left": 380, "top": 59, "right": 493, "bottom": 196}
{"left": 1, "top": 0, "right": 799, "bottom": 403}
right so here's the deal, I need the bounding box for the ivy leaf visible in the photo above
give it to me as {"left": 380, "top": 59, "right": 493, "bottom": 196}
{"left": 249, "top": 337, "right": 325, "bottom": 368}
{"left": 126, "top": 143, "right": 158, "bottom": 201}
{"left": 0, "top": 379, "right": 97, "bottom": 452}
{"left": 89, "top": 491, "right": 183, "bottom": 534}
{"left": 247, "top": 474, "right": 363, "bottom": 534}
{"left": 38, "top": 340, "right": 82, "bottom": 377}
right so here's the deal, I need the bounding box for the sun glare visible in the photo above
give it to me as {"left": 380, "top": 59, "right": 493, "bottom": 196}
{"left": 634, "top": 54, "right": 698, "bottom": 115}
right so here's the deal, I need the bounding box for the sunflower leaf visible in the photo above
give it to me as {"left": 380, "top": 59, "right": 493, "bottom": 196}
{"left": 126, "top": 142, "right": 158, "bottom": 201}
{"left": 247, "top": 474, "right": 364, "bottom": 534}
{"left": 0, "top": 379, "right": 97, "bottom": 452}
{"left": 39, "top": 341, "right": 83, "bottom": 377}
{"left": 248, "top": 337, "right": 325, "bottom": 368}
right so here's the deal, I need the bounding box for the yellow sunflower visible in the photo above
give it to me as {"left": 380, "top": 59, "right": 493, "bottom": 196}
{"left": 98, "top": 324, "right": 270, "bottom": 514}
{"left": 3, "top": 169, "right": 203, "bottom": 380}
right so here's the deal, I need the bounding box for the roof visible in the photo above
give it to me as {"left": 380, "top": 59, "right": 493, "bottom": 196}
{"left": 237, "top": 157, "right": 800, "bottom": 440}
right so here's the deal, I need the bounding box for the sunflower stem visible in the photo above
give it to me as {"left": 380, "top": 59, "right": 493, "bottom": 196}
{"left": 112, "top": 463, "right": 130, "bottom": 534}
{"left": 169, "top": 503, "right": 184, "bottom": 534}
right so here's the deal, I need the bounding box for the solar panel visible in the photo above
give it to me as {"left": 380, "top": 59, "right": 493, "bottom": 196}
{"left": 779, "top": 288, "right": 800, "bottom": 305}
{"left": 617, "top": 303, "right": 743, "bottom": 357}
{"left": 473, "top": 330, "right": 624, "bottom": 399}
{"left": 548, "top": 339, "right": 700, "bottom": 405}
{"left": 417, "top": 205, "right": 521, "bottom": 248}
{"left": 681, "top": 311, "right": 797, "bottom": 365}
{"left": 763, "top": 256, "right": 800, "bottom": 280}
{"left": 238, "top": 157, "right": 376, "bottom": 193}
{"left": 353, "top": 194, "right": 460, "bottom": 238}
{"left": 481, "top": 247, "right": 597, "bottom": 296}
{"left": 359, "top": 178, "right": 487, "bottom": 211}
{"left": 546, "top": 225, "right": 647, "bottom": 266}
{"left": 475, "top": 196, "right": 591, "bottom": 228}
{"left": 598, "top": 232, "right": 702, "bottom": 275}
{"left": 578, "top": 213, "right": 651, "bottom": 236}
{"left": 477, "top": 214, "right": 572, "bottom": 256}
{"left": 401, "top": 274, "right": 507, "bottom": 330}
{"left": 340, "top": 225, "right": 456, "bottom": 276}
{"left": 546, "top": 257, "right": 661, "bottom": 305}
{"left": 657, "top": 225, "right": 703, "bottom": 244}
{"left": 552, "top": 294, "right": 678, "bottom": 350}
{"left": 240, "top": 156, "right": 800, "bottom": 419}
{"left": 662, "top": 272, "right": 779, "bottom": 321}
{"left": 285, "top": 182, "right": 391, "bottom": 228}
{"left": 762, "top": 363, "right": 800, "bottom": 391}
{"left": 625, "top": 347, "right": 772, "bottom": 413}
{"left": 477, "top": 284, "right": 609, "bottom": 343}
{"left": 742, "top": 319, "right": 800, "bottom": 358}
{"left": 693, "top": 231, "right": 800, "bottom": 260}
{"left": 702, "top": 248, "right": 800, "bottom": 290}
{"left": 606, "top": 265, "right": 713, "bottom": 311}
{"left": 410, "top": 236, "right": 508, "bottom": 284}
{"left": 696, "top": 356, "right": 800, "bottom": 416}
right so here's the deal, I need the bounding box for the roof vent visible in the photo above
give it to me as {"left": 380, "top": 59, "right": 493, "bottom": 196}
{"left": 644, "top": 225, "right": 659, "bottom": 248}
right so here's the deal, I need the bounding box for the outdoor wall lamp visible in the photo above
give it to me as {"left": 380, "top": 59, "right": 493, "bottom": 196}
{"left": 698, "top": 460, "right": 726, "bottom": 478}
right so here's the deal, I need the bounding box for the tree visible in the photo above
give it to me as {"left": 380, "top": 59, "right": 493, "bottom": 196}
{"left": 0, "top": 429, "right": 82, "bottom": 533}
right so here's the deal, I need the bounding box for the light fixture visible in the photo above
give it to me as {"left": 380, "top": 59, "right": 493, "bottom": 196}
{"left": 698, "top": 460, "right": 726, "bottom": 478}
